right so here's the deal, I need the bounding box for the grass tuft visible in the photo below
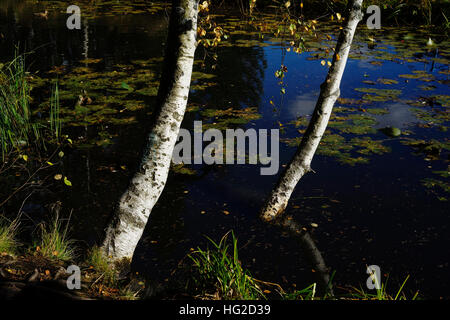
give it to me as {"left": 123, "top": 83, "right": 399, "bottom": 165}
{"left": 341, "top": 274, "right": 419, "bottom": 300}
{"left": 0, "top": 51, "right": 41, "bottom": 160}
{"left": 85, "top": 245, "right": 117, "bottom": 285}
{"left": 36, "top": 213, "right": 76, "bottom": 261}
{"left": 0, "top": 217, "right": 20, "bottom": 255}
{"left": 188, "top": 230, "right": 265, "bottom": 300}
{"left": 1, "top": 51, "right": 63, "bottom": 161}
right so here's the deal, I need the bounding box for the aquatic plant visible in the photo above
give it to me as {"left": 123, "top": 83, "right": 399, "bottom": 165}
{"left": 50, "top": 82, "right": 62, "bottom": 142}
{"left": 0, "top": 52, "right": 64, "bottom": 161}
{"left": 0, "top": 52, "right": 41, "bottom": 160}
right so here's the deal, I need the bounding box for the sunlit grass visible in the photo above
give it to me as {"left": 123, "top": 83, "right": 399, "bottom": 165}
{"left": 1, "top": 52, "right": 63, "bottom": 162}
{"left": 0, "top": 51, "right": 41, "bottom": 160}
{"left": 85, "top": 245, "right": 117, "bottom": 285}
{"left": 282, "top": 283, "right": 318, "bottom": 300}
{"left": 340, "top": 274, "right": 419, "bottom": 300}
{"left": 188, "top": 231, "right": 265, "bottom": 300}
{"left": 36, "top": 213, "right": 76, "bottom": 261}
{"left": 0, "top": 217, "right": 20, "bottom": 255}
{"left": 50, "top": 81, "right": 61, "bottom": 142}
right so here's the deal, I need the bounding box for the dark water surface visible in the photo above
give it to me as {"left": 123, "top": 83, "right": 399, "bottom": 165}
{"left": 1, "top": 1, "right": 449, "bottom": 298}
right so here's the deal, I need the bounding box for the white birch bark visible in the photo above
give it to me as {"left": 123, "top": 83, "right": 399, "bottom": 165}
{"left": 261, "top": 0, "right": 364, "bottom": 222}
{"left": 101, "top": 0, "right": 199, "bottom": 261}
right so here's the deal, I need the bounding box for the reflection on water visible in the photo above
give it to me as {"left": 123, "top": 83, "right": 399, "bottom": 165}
{"left": 1, "top": 1, "right": 449, "bottom": 298}
{"left": 287, "top": 92, "right": 319, "bottom": 118}
{"left": 374, "top": 102, "right": 421, "bottom": 129}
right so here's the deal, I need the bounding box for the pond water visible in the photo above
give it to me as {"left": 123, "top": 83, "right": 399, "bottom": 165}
{"left": 1, "top": 1, "right": 449, "bottom": 298}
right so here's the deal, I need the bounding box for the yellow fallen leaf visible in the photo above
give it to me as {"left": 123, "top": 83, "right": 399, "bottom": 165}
{"left": 64, "top": 176, "right": 72, "bottom": 186}
{"left": 22, "top": 155, "right": 28, "bottom": 161}
{"left": 321, "top": 60, "right": 326, "bottom": 66}
{"left": 223, "top": 210, "right": 230, "bottom": 215}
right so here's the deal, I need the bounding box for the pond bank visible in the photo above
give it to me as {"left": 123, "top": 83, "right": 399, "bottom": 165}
{"left": 0, "top": 219, "right": 419, "bottom": 300}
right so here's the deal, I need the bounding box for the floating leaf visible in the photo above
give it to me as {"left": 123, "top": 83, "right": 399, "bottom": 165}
{"left": 121, "top": 82, "right": 132, "bottom": 91}
{"left": 377, "top": 78, "right": 398, "bottom": 85}
{"left": 379, "top": 127, "right": 401, "bottom": 137}
{"left": 64, "top": 177, "right": 72, "bottom": 187}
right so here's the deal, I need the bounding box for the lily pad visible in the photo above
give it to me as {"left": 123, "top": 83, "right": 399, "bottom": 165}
{"left": 379, "top": 126, "right": 401, "bottom": 137}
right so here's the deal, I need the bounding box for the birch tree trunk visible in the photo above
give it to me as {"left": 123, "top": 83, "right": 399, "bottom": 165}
{"left": 260, "top": 0, "right": 364, "bottom": 222}
{"left": 101, "top": 0, "right": 199, "bottom": 261}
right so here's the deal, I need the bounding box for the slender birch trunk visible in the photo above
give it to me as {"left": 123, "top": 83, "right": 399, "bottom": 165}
{"left": 101, "top": 0, "right": 199, "bottom": 261}
{"left": 260, "top": 0, "right": 363, "bottom": 222}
